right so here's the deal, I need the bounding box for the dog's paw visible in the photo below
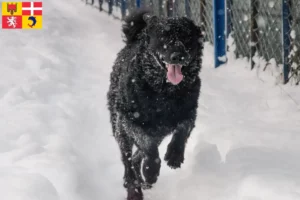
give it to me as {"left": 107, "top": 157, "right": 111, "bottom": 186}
{"left": 127, "top": 186, "right": 143, "bottom": 200}
{"left": 141, "top": 182, "right": 152, "bottom": 190}
{"left": 164, "top": 142, "right": 184, "bottom": 169}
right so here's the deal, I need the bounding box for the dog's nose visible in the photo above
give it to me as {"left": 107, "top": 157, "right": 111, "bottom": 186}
{"left": 170, "top": 52, "right": 184, "bottom": 63}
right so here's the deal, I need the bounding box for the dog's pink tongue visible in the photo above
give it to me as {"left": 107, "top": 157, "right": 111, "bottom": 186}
{"left": 166, "top": 64, "right": 183, "bottom": 85}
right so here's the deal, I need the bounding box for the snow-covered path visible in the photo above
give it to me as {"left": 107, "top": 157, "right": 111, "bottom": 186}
{"left": 0, "top": 1, "right": 125, "bottom": 199}
{"left": 0, "top": 0, "right": 300, "bottom": 200}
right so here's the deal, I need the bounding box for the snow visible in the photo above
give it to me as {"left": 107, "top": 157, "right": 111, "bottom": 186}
{"left": 268, "top": 1, "right": 275, "bottom": 8}
{"left": 291, "top": 30, "right": 296, "bottom": 39}
{"left": 218, "top": 55, "right": 227, "bottom": 62}
{"left": 257, "top": 16, "right": 266, "bottom": 29}
{"left": 0, "top": 0, "right": 300, "bottom": 200}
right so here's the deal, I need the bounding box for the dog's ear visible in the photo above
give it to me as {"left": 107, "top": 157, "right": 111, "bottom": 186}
{"left": 196, "top": 25, "right": 203, "bottom": 38}
{"left": 193, "top": 23, "right": 203, "bottom": 40}
{"left": 143, "top": 13, "right": 158, "bottom": 25}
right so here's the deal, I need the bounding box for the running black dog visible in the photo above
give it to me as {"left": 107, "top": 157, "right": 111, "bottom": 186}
{"left": 107, "top": 9, "right": 203, "bottom": 200}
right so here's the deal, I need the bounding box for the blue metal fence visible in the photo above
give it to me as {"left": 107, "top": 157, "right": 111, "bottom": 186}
{"left": 213, "top": 0, "right": 226, "bottom": 67}
{"left": 85, "top": 0, "right": 299, "bottom": 85}
{"left": 282, "top": 0, "right": 292, "bottom": 84}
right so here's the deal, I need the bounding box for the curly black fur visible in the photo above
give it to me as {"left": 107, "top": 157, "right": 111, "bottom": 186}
{"left": 107, "top": 8, "right": 203, "bottom": 200}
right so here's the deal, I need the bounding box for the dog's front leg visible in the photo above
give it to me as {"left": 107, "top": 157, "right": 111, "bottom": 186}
{"left": 164, "top": 119, "right": 195, "bottom": 169}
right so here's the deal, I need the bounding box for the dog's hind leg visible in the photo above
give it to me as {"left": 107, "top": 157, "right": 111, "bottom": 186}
{"left": 115, "top": 123, "right": 143, "bottom": 200}
{"left": 115, "top": 130, "right": 136, "bottom": 188}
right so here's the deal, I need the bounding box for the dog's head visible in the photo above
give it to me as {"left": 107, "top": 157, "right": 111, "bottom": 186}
{"left": 142, "top": 14, "right": 203, "bottom": 86}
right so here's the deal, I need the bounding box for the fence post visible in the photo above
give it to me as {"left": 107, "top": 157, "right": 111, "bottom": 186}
{"left": 200, "top": 0, "right": 206, "bottom": 35}
{"left": 158, "top": 0, "right": 163, "bottom": 16}
{"left": 108, "top": 0, "right": 113, "bottom": 14}
{"left": 185, "top": 0, "right": 191, "bottom": 18}
{"left": 167, "top": 0, "right": 174, "bottom": 17}
{"left": 250, "top": 0, "right": 258, "bottom": 69}
{"left": 121, "top": 0, "right": 126, "bottom": 19}
{"left": 282, "top": 0, "right": 292, "bottom": 84}
{"left": 213, "top": 0, "right": 227, "bottom": 67}
{"left": 226, "top": 0, "right": 233, "bottom": 37}
{"left": 136, "top": 0, "right": 141, "bottom": 8}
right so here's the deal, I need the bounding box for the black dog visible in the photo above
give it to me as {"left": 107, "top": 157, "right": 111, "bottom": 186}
{"left": 107, "top": 9, "right": 203, "bottom": 200}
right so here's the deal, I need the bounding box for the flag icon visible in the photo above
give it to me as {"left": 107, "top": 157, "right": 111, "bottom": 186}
{"left": 1, "top": 1, "right": 43, "bottom": 29}
{"left": 22, "top": 2, "right": 42, "bottom": 29}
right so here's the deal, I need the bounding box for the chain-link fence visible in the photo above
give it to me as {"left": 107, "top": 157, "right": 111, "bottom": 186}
{"left": 228, "top": 1, "right": 283, "bottom": 66}
{"left": 90, "top": 0, "right": 300, "bottom": 84}
{"left": 114, "top": 0, "right": 214, "bottom": 43}
{"left": 290, "top": 0, "right": 300, "bottom": 84}
{"left": 227, "top": 0, "right": 300, "bottom": 84}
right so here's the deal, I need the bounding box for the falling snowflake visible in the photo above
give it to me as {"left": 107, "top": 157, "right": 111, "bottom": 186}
{"left": 291, "top": 30, "right": 296, "bottom": 39}
{"left": 133, "top": 112, "right": 140, "bottom": 118}
{"left": 268, "top": 1, "right": 275, "bottom": 8}
{"left": 257, "top": 16, "right": 266, "bottom": 29}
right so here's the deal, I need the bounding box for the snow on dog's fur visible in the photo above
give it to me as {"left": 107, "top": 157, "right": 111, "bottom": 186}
{"left": 107, "top": 8, "right": 203, "bottom": 200}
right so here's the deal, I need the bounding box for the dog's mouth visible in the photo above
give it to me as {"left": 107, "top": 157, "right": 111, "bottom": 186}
{"left": 155, "top": 53, "right": 184, "bottom": 85}
{"left": 165, "top": 63, "right": 183, "bottom": 85}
